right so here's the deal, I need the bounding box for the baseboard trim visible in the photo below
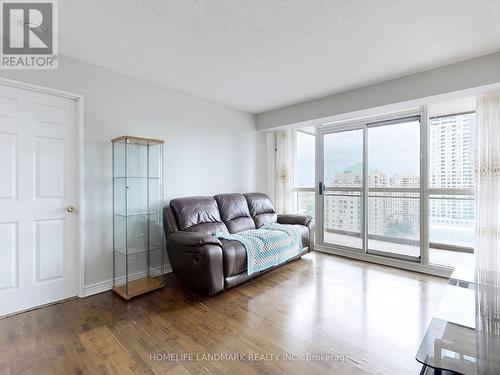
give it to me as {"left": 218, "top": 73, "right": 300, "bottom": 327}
{"left": 84, "top": 279, "right": 113, "bottom": 297}
{"left": 84, "top": 265, "right": 173, "bottom": 297}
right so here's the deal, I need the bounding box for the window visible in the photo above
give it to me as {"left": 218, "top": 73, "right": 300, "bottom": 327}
{"left": 428, "top": 110, "right": 476, "bottom": 267}
{"left": 294, "top": 128, "right": 315, "bottom": 217}
{"left": 323, "top": 129, "right": 363, "bottom": 249}
{"left": 367, "top": 118, "right": 421, "bottom": 258}
{"left": 290, "top": 97, "right": 476, "bottom": 271}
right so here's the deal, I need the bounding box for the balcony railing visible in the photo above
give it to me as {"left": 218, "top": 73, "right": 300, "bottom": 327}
{"left": 324, "top": 228, "right": 473, "bottom": 254}
{"left": 294, "top": 188, "right": 474, "bottom": 255}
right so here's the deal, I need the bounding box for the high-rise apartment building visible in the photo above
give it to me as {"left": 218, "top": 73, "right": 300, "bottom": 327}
{"left": 429, "top": 113, "right": 475, "bottom": 227}
{"left": 325, "top": 169, "right": 419, "bottom": 239}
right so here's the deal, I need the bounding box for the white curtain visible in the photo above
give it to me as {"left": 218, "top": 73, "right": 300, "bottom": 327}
{"left": 266, "top": 132, "right": 277, "bottom": 203}
{"left": 475, "top": 92, "right": 500, "bottom": 283}
{"left": 475, "top": 93, "right": 500, "bottom": 369}
{"left": 273, "top": 130, "right": 294, "bottom": 214}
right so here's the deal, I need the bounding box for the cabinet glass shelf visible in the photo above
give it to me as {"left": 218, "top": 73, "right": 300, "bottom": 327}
{"left": 114, "top": 247, "right": 163, "bottom": 256}
{"left": 112, "top": 135, "right": 166, "bottom": 300}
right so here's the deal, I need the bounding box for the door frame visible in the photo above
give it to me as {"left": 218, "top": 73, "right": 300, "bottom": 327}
{"left": 0, "top": 77, "right": 86, "bottom": 298}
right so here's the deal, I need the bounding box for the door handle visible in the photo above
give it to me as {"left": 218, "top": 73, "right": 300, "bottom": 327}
{"left": 318, "top": 181, "right": 324, "bottom": 195}
{"left": 66, "top": 205, "right": 76, "bottom": 213}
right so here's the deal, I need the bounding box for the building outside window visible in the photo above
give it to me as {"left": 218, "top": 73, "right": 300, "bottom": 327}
{"left": 428, "top": 111, "right": 475, "bottom": 267}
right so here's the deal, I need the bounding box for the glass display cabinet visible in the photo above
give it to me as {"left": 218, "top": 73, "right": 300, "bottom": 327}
{"left": 112, "top": 135, "right": 165, "bottom": 299}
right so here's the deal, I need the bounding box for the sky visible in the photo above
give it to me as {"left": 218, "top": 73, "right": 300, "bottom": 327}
{"left": 296, "top": 120, "right": 421, "bottom": 187}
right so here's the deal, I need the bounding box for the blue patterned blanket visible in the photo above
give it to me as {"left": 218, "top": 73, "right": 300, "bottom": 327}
{"left": 214, "top": 223, "right": 303, "bottom": 275}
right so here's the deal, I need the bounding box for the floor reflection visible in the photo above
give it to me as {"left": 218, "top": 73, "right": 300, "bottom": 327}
{"left": 239, "top": 251, "right": 448, "bottom": 373}
{"left": 285, "top": 252, "right": 447, "bottom": 373}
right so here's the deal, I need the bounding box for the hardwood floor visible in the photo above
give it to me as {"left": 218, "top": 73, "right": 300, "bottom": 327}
{"left": 0, "top": 252, "right": 447, "bottom": 375}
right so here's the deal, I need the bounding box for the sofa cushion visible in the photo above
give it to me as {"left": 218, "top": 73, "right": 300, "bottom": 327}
{"left": 221, "top": 225, "right": 308, "bottom": 278}
{"left": 170, "top": 196, "right": 228, "bottom": 234}
{"left": 221, "top": 239, "right": 247, "bottom": 276}
{"left": 244, "top": 193, "right": 277, "bottom": 228}
{"left": 215, "top": 193, "right": 255, "bottom": 233}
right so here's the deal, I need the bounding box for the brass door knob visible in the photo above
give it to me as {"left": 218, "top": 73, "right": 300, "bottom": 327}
{"left": 66, "top": 205, "right": 76, "bottom": 213}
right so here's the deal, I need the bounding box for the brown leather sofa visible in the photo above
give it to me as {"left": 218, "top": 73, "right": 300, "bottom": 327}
{"left": 163, "top": 193, "right": 314, "bottom": 295}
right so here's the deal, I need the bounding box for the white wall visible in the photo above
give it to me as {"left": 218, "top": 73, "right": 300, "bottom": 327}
{"left": 0, "top": 56, "right": 267, "bottom": 288}
{"left": 257, "top": 52, "right": 500, "bottom": 130}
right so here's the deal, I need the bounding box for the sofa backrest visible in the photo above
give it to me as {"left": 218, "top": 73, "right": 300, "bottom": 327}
{"left": 214, "top": 193, "right": 256, "bottom": 233}
{"left": 170, "top": 196, "right": 228, "bottom": 234}
{"left": 244, "top": 193, "right": 277, "bottom": 228}
{"left": 167, "top": 193, "right": 277, "bottom": 235}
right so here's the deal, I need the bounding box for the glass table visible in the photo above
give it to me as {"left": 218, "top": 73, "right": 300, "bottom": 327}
{"left": 416, "top": 267, "right": 500, "bottom": 374}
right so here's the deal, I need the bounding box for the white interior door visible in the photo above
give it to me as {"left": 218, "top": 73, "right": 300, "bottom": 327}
{"left": 0, "top": 84, "right": 78, "bottom": 316}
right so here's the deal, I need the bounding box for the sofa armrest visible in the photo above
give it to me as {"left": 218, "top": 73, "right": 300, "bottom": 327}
{"left": 168, "top": 231, "right": 221, "bottom": 248}
{"left": 167, "top": 232, "right": 224, "bottom": 295}
{"left": 277, "top": 214, "right": 313, "bottom": 226}
{"left": 277, "top": 214, "right": 315, "bottom": 251}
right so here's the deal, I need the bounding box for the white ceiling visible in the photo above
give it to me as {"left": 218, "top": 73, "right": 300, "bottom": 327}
{"left": 60, "top": 1, "right": 500, "bottom": 114}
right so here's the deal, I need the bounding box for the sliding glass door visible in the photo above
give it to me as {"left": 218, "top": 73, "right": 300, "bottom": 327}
{"left": 366, "top": 117, "right": 421, "bottom": 260}
{"left": 318, "top": 114, "right": 423, "bottom": 262}
{"left": 322, "top": 128, "right": 364, "bottom": 250}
